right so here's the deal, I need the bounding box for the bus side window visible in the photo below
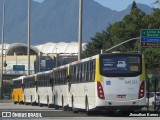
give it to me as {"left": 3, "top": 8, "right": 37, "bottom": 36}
{"left": 80, "top": 64, "right": 82, "bottom": 83}
{"left": 93, "top": 60, "right": 95, "bottom": 81}
{"left": 72, "top": 66, "right": 74, "bottom": 83}
{"left": 46, "top": 74, "right": 48, "bottom": 86}
{"left": 53, "top": 72, "right": 55, "bottom": 85}
{"left": 34, "top": 81, "right": 37, "bottom": 86}
{"left": 84, "top": 63, "right": 86, "bottom": 82}
{"left": 73, "top": 66, "right": 75, "bottom": 83}
{"left": 59, "top": 71, "right": 61, "bottom": 85}
{"left": 39, "top": 75, "right": 41, "bottom": 86}
{"left": 31, "top": 78, "right": 33, "bottom": 87}
{"left": 81, "top": 64, "right": 84, "bottom": 82}
{"left": 30, "top": 78, "right": 31, "bottom": 88}
{"left": 90, "top": 61, "right": 92, "bottom": 82}
{"left": 86, "top": 62, "right": 89, "bottom": 82}
{"left": 43, "top": 74, "right": 45, "bottom": 87}
{"left": 55, "top": 71, "right": 57, "bottom": 85}
{"left": 50, "top": 78, "right": 53, "bottom": 85}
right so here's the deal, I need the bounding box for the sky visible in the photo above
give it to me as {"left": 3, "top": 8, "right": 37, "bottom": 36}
{"left": 33, "top": 0, "right": 157, "bottom": 11}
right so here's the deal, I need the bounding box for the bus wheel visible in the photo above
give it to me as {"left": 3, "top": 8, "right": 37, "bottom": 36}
{"left": 38, "top": 96, "right": 42, "bottom": 107}
{"left": 22, "top": 101, "right": 24, "bottom": 105}
{"left": 47, "top": 96, "right": 51, "bottom": 108}
{"left": 72, "top": 97, "right": 78, "bottom": 113}
{"left": 18, "top": 96, "right": 20, "bottom": 104}
{"left": 24, "top": 96, "right": 28, "bottom": 105}
{"left": 13, "top": 96, "right": 16, "bottom": 104}
{"left": 54, "top": 96, "right": 59, "bottom": 110}
{"left": 31, "top": 96, "right": 34, "bottom": 106}
{"left": 62, "top": 96, "right": 64, "bottom": 110}
{"left": 152, "top": 102, "right": 155, "bottom": 109}
{"left": 62, "top": 96, "right": 67, "bottom": 111}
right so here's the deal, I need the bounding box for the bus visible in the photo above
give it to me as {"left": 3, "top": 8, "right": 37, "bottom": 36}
{"left": 68, "top": 53, "right": 146, "bottom": 113}
{"left": 12, "top": 76, "right": 25, "bottom": 104}
{"left": 52, "top": 64, "right": 69, "bottom": 110}
{"left": 23, "top": 74, "right": 37, "bottom": 105}
{"left": 36, "top": 70, "right": 53, "bottom": 107}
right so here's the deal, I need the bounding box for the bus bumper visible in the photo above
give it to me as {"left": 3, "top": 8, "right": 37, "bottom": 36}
{"left": 94, "top": 105, "right": 145, "bottom": 112}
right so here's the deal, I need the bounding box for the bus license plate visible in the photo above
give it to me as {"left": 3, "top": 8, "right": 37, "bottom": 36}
{"left": 117, "top": 95, "right": 126, "bottom": 98}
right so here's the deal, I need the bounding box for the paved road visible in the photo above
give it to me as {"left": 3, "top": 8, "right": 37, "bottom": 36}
{"left": 0, "top": 103, "right": 160, "bottom": 120}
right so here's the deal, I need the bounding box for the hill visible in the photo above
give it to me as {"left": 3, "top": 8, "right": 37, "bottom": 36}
{"left": 0, "top": 0, "right": 153, "bottom": 45}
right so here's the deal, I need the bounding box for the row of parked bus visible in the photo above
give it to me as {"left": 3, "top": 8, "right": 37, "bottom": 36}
{"left": 12, "top": 52, "right": 146, "bottom": 113}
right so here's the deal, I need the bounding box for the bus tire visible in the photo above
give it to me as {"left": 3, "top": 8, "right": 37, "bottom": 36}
{"left": 39, "top": 103, "right": 43, "bottom": 107}
{"left": 54, "top": 96, "right": 59, "bottom": 110}
{"left": 152, "top": 102, "right": 155, "bottom": 109}
{"left": 62, "top": 96, "right": 64, "bottom": 110}
{"left": 24, "top": 96, "right": 27, "bottom": 105}
{"left": 31, "top": 96, "right": 34, "bottom": 106}
{"left": 38, "top": 95, "right": 42, "bottom": 107}
{"left": 62, "top": 96, "right": 68, "bottom": 111}
{"left": 31, "top": 96, "right": 33, "bottom": 105}
{"left": 47, "top": 96, "right": 51, "bottom": 108}
{"left": 18, "top": 96, "right": 20, "bottom": 104}
{"left": 13, "top": 96, "right": 16, "bottom": 104}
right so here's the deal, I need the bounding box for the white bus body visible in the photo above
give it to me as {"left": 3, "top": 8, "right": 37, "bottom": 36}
{"left": 52, "top": 65, "right": 69, "bottom": 110}
{"left": 68, "top": 53, "right": 146, "bottom": 112}
{"left": 36, "top": 70, "right": 53, "bottom": 107}
{"left": 23, "top": 75, "right": 37, "bottom": 105}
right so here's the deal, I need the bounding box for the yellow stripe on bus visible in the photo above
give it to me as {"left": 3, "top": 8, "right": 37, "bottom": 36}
{"left": 140, "top": 58, "right": 146, "bottom": 81}
{"left": 95, "top": 58, "right": 102, "bottom": 82}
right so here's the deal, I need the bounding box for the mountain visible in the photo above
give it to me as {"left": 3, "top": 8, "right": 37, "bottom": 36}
{"left": 0, "top": 0, "right": 153, "bottom": 45}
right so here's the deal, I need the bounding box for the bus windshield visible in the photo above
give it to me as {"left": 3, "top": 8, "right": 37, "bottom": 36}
{"left": 100, "top": 53, "right": 142, "bottom": 77}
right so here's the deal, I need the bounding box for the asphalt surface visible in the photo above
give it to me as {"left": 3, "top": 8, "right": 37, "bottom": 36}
{"left": 0, "top": 102, "right": 160, "bottom": 119}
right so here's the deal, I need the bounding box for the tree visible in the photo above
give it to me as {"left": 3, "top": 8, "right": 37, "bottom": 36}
{"left": 82, "top": 2, "right": 160, "bottom": 73}
{"left": 82, "top": 1, "right": 147, "bottom": 58}
{"left": 131, "top": 1, "right": 137, "bottom": 11}
{"left": 152, "top": 0, "right": 160, "bottom": 7}
{"left": 82, "top": 24, "right": 112, "bottom": 58}
{"left": 103, "top": 2, "right": 146, "bottom": 52}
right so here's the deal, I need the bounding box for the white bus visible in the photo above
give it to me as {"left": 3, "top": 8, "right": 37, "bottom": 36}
{"left": 51, "top": 64, "right": 69, "bottom": 110}
{"left": 36, "top": 70, "right": 53, "bottom": 107}
{"left": 68, "top": 53, "right": 146, "bottom": 113}
{"left": 23, "top": 74, "right": 37, "bottom": 105}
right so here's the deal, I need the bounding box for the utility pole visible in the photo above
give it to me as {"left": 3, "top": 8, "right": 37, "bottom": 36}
{"left": 0, "top": 0, "right": 5, "bottom": 100}
{"left": 28, "top": 0, "right": 31, "bottom": 75}
{"left": 78, "top": 0, "right": 83, "bottom": 61}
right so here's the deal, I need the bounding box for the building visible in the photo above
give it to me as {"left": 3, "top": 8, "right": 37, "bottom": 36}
{"left": 0, "top": 42, "right": 86, "bottom": 75}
